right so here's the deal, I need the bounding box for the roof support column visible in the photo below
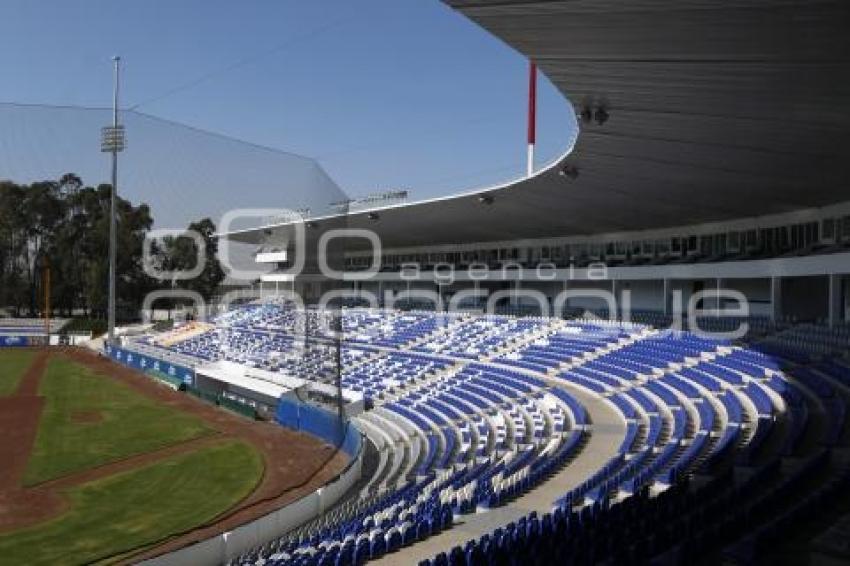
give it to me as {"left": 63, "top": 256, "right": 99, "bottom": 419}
{"left": 771, "top": 276, "right": 783, "bottom": 322}
{"left": 560, "top": 277, "right": 569, "bottom": 318}
{"left": 611, "top": 280, "right": 618, "bottom": 319}
{"left": 828, "top": 274, "right": 842, "bottom": 327}
{"left": 716, "top": 278, "right": 724, "bottom": 310}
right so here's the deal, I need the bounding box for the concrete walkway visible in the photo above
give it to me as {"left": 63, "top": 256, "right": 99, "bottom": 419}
{"left": 371, "top": 388, "right": 625, "bottom": 565}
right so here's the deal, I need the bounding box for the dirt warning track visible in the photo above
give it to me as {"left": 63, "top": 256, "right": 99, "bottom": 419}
{"left": 0, "top": 350, "right": 62, "bottom": 530}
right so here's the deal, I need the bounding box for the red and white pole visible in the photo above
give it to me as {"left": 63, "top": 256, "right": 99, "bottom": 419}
{"left": 527, "top": 60, "right": 537, "bottom": 177}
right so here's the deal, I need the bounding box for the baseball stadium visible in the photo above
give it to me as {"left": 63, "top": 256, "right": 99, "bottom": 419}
{"left": 1, "top": 1, "right": 849, "bottom": 565}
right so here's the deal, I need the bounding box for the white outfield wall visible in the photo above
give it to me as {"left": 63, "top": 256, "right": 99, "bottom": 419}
{"left": 140, "top": 442, "right": 363, "bottom": 566}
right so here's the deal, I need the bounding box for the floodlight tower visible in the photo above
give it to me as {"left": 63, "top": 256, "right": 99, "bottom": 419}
{"left": 101, "top": 56, "right": 125, "bottom": 342}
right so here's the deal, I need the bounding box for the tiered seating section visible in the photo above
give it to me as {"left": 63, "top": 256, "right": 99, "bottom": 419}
{"left": 124, "top": 304, "right": 850, "bottom": 565}
{"left": 0, "top": 317, "right": 69, "bottom": 335}
{"left": 756, "top": 321, "right": 850, "bottom": 361}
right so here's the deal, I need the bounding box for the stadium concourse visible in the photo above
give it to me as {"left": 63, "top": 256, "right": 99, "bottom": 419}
{"left": 116, "top": 301, "right": 850, "bottom": 565}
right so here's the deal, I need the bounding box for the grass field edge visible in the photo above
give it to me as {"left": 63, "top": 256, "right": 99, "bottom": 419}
{"left": 93, "top": 439, "right": 267, "bottom": 566}
{"left": 22, "top": 355, "right": 216, "bottom": 486}
{"left": 0, "top": 439, "right": 265, "bottom": 566}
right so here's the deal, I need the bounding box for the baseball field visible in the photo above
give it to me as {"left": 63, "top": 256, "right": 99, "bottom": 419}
{"left": 0, "top": 348, "right": 348, "bottom": 565}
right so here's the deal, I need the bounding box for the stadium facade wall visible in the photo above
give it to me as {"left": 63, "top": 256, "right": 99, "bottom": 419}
{"left": 337, "top": 201, "right": 850, "bottom": 264}
{"left": 361, "top": 251, "right": 850, "bottom": 282}
{"left": 782, "top": 276, "right": 830, "bottom": 320}
{"left": 359, "top": 260, "right": 846, "bottom": 319}
{"left": 621, "top": 280, "right": 666, "bottom": 310}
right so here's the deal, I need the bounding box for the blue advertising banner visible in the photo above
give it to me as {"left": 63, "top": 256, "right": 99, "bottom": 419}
{"left": 104, "top": 344, "right": 194, "bottom": 386}
{"left": 0, "top": 335, "right": 46, "bottom": 347}
{"left": 275, "top": 397, "right": 362, "bottom": 458}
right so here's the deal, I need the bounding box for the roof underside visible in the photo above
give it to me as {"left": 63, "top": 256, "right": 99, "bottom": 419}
{"left": 228, "top": 0, "right": 850, "bottom": 248}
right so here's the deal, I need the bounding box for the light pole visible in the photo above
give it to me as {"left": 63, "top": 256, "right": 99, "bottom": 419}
{"left": 101, "top": 56, "right": 125, "bottom": 342}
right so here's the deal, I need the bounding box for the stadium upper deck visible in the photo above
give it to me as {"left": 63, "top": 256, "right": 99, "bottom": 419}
{"left": 222, "top": 0, "right": 850, "bottom": 251}
{"left": 218, "top": 0, "right": 850, "bottom": 327}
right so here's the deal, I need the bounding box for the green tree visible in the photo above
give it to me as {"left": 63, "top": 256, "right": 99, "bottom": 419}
{"left": 151, "top": 218, "right": 226, "bottom": 308}
{"left": 0, "top": 174, "right": 157, "bottom": 321}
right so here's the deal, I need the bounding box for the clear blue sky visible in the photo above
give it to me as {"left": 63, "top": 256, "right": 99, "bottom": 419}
{"left": 0, "top": 0, "right": 575, "bottom": 227}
